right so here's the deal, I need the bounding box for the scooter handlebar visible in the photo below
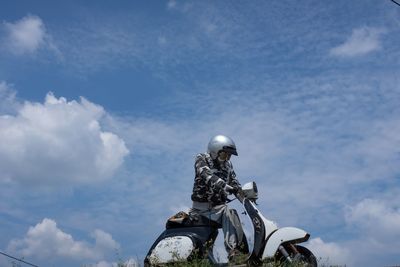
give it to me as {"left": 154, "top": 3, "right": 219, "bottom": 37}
{"left": 224, "top": 184, "right": 234, "bottom": 193}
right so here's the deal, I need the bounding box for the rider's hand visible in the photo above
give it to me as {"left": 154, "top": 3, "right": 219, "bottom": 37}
{"left": 224, "top": 184, "right": 238, "bottom": 194}
{"left": 214, "top": 178, "right": 226, "bottom": 190}
{"left": 230, "top": 184, "right": 239, "bottom": 194}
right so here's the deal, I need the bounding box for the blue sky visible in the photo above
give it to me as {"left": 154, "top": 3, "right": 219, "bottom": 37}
{"left": 0, "top": 1, "right": 399, "bottom": 266}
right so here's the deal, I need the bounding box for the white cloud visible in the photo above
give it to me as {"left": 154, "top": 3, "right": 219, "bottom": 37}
{"left": 93, "top": 261, "right": 113, "bottom": 267}
{"left": 92, "top": 229, "right": 120, "bottom": 252}
{"left": 3, "top": 15, "right": 45, "bottom": 55}
{"left": 334, "top": 196, "right": 400, "bottom": 266}
{"left": 0, "top": 81, "right": 19, "bottom": 114}
{"left": 346, "top": 198, "right": 400, "bottom": 243}
{"left": 330, "top": 26, "right": 385, "bottom": 57}
{"left": 123, "top": 259, "right": 140, "bottom": 267}
{"left": 0, "top": 81, "right": 16, "bottom": 100}
{"left": 7, "top": 218, "right": 120, "bottom": 260}
{"left": 306, "top": 238, "right": 352, "bottom": 266}
{"left": 91, "top": 259, "right": 139, "bottom": 267}
{"left": 167, "top": 0, "right": 177, "bottom": 10}
{"left": 1, "top": 15, "right": 62, "bottom": 58}
{"left": 0, "top": 92, "right": 129, "bottom": 187}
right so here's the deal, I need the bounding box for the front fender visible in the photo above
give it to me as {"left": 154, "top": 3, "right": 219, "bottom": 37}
{"left": 262, "top": 227, "right": 310, "bottom": 258}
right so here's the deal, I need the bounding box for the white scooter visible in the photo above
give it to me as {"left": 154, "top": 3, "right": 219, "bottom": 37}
{"left": 144, "top": 182, "right": 317, "bottom": 266}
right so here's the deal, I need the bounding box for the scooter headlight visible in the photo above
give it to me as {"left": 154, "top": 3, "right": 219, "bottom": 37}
{"left": 242, "top": 181, "right": 258, "bottom": 201}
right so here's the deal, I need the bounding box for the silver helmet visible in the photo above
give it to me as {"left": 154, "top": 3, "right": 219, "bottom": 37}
{"left": 207, "top": 135, "right": 238, "bottom": 160}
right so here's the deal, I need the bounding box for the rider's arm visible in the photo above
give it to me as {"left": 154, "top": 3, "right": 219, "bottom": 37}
{"left": 227, "top": 161, "right": 241, "bottom": 193}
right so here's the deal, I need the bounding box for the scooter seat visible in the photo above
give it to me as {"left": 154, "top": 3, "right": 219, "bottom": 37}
{"left": 166, "top": 211, "right": 221, "bottom": 229}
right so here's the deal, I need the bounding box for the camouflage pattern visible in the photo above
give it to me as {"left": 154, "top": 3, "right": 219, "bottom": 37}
{"left": 191, "top": 153, "right": 240, "bottom": 205}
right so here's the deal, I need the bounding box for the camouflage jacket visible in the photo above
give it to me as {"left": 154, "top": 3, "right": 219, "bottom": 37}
{"left": 191, "top": 153, "right": 240, "bottom": 205}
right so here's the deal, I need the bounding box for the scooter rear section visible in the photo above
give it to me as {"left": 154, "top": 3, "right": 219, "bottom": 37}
{"left": 144, "top": 211, "right": 220, "bottom": 266}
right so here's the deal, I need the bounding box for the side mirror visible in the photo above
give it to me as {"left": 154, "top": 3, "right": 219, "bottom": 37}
{"left": 241, "top": 181, "right": 258, "bottom": 201}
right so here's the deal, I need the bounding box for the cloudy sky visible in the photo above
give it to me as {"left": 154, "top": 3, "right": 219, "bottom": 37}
{"left": 0, "top": 1, "right": 399, "bottom": 266}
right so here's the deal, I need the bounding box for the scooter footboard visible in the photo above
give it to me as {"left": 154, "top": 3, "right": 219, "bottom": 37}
{"left": 262, "top": 227, "right": 310, "bottom": 258}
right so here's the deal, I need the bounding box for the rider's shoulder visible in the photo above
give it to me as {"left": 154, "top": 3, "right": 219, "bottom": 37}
{"left": 195, "top": 152, "right": 211, "bottom": 159}
{"left": 195, "top": 153, "right": 213, "bottom": 164}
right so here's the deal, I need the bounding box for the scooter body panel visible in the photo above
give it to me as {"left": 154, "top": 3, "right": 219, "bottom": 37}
{"left": 144, "top": 226, "right": 218, "bottom": 266}
{"left": 148, "top": 235, "right": 194, "bottom": 264}
{"left": 262, "top": 227, "right": 310, "bottom": 258}
{"left": 246, "top": 200, "right": 278, "bottom": 237}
